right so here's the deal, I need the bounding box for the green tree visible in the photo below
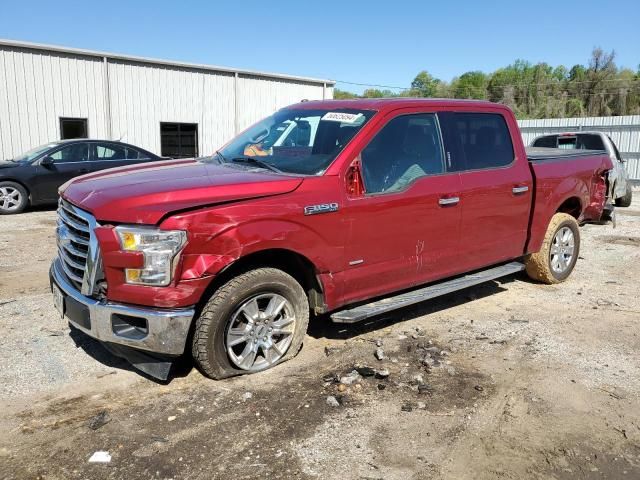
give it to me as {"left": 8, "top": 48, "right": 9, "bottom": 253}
{"left": 333, "top": 88, "right": 358, "bottom": 99}
{"left": 410, "top": 71, "right": 441, "bottom": 97}
{"left": 452, "top": 71, "right": 488, "bottom": 99}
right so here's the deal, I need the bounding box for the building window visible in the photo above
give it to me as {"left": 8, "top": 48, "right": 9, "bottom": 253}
{"left": 60, "top": 118, "right": 88, "bottom": 139}
{"left": 160, "top": 123, "right": 198, "bottom": 158}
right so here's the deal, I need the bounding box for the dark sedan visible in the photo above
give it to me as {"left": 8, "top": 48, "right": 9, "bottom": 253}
{"left": 0, "top": 140, "right": 166, "bottom": 214}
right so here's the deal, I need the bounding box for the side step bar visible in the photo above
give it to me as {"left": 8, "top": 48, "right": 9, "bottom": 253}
{"left": 330, "top": 262, "right": 525, "bottom": 324}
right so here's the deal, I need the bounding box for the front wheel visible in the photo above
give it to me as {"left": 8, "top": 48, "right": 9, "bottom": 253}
{"left": 0, "top": 181, "right": 29, "bottom": 214}
{"left": 525, "top": 213, "right": 580, "bottom": 284}
{"left": 616, "top": 183, "right": 633, "bottom": 208}
{"left": 192, "top": 268, "right": 309, "bottom": 379}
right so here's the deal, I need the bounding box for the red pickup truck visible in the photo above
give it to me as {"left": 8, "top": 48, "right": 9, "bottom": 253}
{"left": 51, "top": 99, "right": 613, "bottom": 380}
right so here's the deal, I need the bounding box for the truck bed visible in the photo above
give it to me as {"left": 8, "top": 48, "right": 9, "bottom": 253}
{"left": 525, "top": 148, "right": 612, "bottom": 254}
{"left": 526, "top": 147, "right": 606, "bottom": 162}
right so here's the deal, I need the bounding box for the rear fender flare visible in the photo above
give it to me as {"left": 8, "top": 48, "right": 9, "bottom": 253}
{"left": 527, "top": 179, "right": 589, "bottom": 254}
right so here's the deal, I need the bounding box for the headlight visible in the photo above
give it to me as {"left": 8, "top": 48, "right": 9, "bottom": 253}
{"left": 115, "top": 226, "right": 187, "bottom": 286}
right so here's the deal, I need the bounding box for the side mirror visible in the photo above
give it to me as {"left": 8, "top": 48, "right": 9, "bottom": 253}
{"left": 40, "top": 156, "right": 54, "bottom": 167}
{"left": 346, "top": 158, "right": 365, "bottom": 196}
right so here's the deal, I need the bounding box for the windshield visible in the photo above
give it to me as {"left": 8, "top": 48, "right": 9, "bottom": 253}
{"left": 212, "top": 108, "right": 375, "bottom": 175}
{"left": 13, "top": 143, "right": 60, "bottom": 162}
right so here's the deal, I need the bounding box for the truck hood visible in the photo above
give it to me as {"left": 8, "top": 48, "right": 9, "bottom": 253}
{"left": 61, "top": 159, "right": 304, "bottom": 224}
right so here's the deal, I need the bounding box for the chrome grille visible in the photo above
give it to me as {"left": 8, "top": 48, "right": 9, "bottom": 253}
{"left": 56, "top": 198, "right": 103, "bottom": 295}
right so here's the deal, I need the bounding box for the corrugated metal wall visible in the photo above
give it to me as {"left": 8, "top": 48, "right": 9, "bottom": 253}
{"left": 519, "top": 115, "right": 640, "bottom": 180}
{"left": 0, "top": 47, "right": 109, "bottom": 158}
{"left": 0, "top": 41, "right": 333, "bottom": 159}
{"left": 236, "top": 76, "right": 326, "bottom": 134}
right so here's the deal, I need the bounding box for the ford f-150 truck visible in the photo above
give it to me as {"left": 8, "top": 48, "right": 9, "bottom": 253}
{"left": 50, "top": 99, "right": 614, "bottom": 380}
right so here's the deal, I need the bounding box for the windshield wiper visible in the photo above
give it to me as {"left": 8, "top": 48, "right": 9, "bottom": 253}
{"left": 214, "top": 150, "right": 227, "bottom": 163}
{"left": 231, "top": 156, "right": 282, "bottom": 173}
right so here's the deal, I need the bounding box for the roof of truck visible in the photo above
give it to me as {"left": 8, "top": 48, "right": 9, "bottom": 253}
{"left": 291, "top": 98, "right": 507, "bottom": 112}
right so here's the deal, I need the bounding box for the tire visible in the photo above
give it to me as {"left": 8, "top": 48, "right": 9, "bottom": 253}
{"left": 524, "top": 213, "right": 580, "bottom": 284}
{"left": 192, "top": 267, "right": 309, "bottom": 379}
{"left": 615, "top": 183, "right": 633, "bottom": 208}
{"left": 0, "top": 181, "right": 29, "bottom": 214}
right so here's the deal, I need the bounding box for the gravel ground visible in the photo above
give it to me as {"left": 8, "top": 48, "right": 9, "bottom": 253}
{"left": 0, "top": 196, "right": 639, "bottom": 479}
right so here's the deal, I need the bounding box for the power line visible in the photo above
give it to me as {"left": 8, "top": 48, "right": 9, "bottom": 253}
{"left": 335, "top": 76, "right": 640, "bottom": 93}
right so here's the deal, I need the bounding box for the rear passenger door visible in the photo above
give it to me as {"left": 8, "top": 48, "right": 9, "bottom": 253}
{"left": 439, "top": 112, "right": 531, "bottom": 272}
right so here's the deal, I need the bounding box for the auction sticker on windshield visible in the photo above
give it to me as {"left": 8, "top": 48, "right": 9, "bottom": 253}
{"left": 321, "top": 112, "right": 363, "bottom": 123}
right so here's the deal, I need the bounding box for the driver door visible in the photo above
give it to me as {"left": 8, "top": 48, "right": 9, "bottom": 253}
{"left": 340, "top": 110, "right": 462, "bottom": 305}
{"left": 33, "top": 143, "right": 90, "bottom": 201}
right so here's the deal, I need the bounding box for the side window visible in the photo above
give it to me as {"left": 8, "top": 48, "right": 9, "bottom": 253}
{"left": 441, "top": 113, "right": 514, "bottom": 171}
{"left": 360, "top": 114, "right": 444, "bottom": 194}
{"left": 126, "top": 148, "right": 147, "bottom": 160}
{"left": 532, "top": 136, "right": 557, "bottom": 148}
{"left": 49, "top": 143, "right": 89, "bottom": 163}
{"left": 576, "top": 134, "right": 605, "bottom": 151}
{"left": 94, "top": 143, "right": 126, "bottom": 160}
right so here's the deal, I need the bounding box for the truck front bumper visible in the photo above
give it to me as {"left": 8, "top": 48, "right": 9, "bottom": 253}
{"left": 50, "top": 258, "right": 195, "bottom": 356}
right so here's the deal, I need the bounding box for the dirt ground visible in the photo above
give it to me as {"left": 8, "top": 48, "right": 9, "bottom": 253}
{"left": 1, "top": 197, "right": 639, "bottom": 480}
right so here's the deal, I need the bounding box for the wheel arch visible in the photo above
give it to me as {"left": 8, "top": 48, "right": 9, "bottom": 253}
{"left": 0, "top": 178, "right": 31, "bottom": 197}
{"left": 197, "top": 248, "right": 326, "bottom": 315}
{"left": 555, "top": 196, "right": 582, "bottom": 219}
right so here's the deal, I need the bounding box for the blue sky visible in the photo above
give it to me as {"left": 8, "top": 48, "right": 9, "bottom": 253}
{"left": 1, "top": 0, "right": 638, "bottom": 93}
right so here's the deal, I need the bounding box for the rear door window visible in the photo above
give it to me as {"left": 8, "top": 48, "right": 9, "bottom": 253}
{"left": 439, "top": 113, "right": 514, "bottom": 171}
{"left": 576, "top": 134, "right": 605, "bottom": 151}
{"left": 360, "top": 113, "right": 444, "bottom": 194}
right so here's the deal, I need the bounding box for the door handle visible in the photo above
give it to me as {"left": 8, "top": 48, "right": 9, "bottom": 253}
{"left": 512, "top": 185, "right": 529, "bottom": 194}
{"left": 438, "top": 196, "right": 460, "bottom": 206}
{"left": 78, "top": 168, "right": 90, "bottom": 173}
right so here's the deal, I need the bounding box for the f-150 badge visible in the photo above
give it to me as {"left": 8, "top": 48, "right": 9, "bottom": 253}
{"left": 304, "top": 203, "right": 339, "bottom": 216}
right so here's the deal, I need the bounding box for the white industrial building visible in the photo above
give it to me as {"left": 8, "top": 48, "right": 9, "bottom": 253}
{"left": 0, "top": 39, "right": 334, "bottom": 160}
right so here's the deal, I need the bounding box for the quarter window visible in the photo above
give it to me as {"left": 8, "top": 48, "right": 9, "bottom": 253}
{"left": 94, "top": 143, "right": 126, "bottom": 160}
{"left": 360, "top": 114, "right": 444, "bottom": 194}
{"left": 441, "top": 113, "right": 514, "bottom": 171}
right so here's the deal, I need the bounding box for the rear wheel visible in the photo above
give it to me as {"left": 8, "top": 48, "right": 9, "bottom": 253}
{"left": 616, "top": 183, "right": 633, "bottom": 208}
{"left": 0, "top": 181, "right": 28, "bottom": 214}
{"left": 192, "top": 267, "right": 309, "bottom": 379}
{"left": 525, "top": 213, "right": 580, "bottom": 284}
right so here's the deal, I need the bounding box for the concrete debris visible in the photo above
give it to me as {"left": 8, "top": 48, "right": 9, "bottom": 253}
{"left": 88, "top": 451, "right": 111, "bottom": 463}
{"left": 322, "top": 373, "right": 339, "bottom": 384}
{"left": 375, "top": 348, "right": 385, "bottom": 361}
{"left": 324, "top": 346, "right": 340, "bottom": 356}
{"left": 326, "top": 396, "right": 340, "bottom": 408}
{"left": 401, "top": 402, "right": 414, "bottom": 412}
{"left": 339, "top": 370, "right": 361, "bottom": 385}
{"left": 418, "top": 384, "right": 433, "bottom": 395}
{"left": 87, "top": 411, "right": 111, "bottom": 431}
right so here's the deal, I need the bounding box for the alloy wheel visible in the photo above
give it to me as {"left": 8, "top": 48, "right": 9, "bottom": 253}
{"left": 225, "top": 293, "right": 296, "bottom": 371}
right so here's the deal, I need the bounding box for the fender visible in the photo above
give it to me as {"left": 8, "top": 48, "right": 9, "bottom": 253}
{"left": 176, "top": 218, "right": 338, "bottom": 279}
{"left": 526, "top": 169, "right": 592, "bottom": 254}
